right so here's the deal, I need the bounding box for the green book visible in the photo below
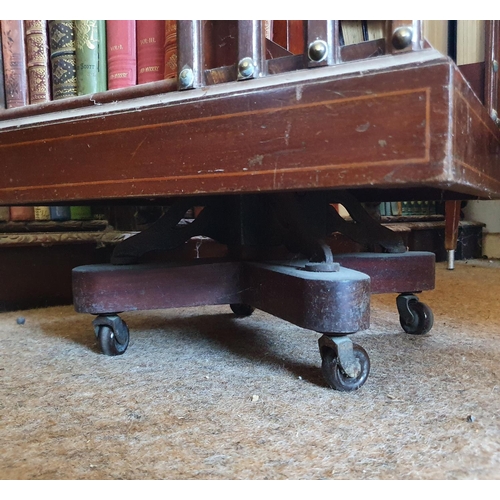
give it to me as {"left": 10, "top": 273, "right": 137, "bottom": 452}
{"left": 75, "top": 20, "right": 107, "bottom": 95}
{"left": 70, "top": 206, "right": 92, "bottom": 220}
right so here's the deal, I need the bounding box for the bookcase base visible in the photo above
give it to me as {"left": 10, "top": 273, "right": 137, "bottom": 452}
{"left": 72, "top": 251, "right": 435, "bottom": 391}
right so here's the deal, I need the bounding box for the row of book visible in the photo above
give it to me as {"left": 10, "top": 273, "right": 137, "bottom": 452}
{"left": 379, "top": 201, "right": 440, "bottom": 217}
{"left": 0, "top": 205, "right": 102, "bottom": 223}
{"left": 0, "top": 20, "right": 178, "bottom": 109}
{"left": 0, "top": 20, "right": 178, "bottom": 224}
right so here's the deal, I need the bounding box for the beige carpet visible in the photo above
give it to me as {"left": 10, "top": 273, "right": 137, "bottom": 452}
{"left": 1, "top": 260, "right": 499, "bottom": 480}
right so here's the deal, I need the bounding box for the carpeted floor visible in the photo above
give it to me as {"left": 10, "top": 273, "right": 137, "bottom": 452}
{"left": 1, "top": 260, "right": 499, "bottom": 480}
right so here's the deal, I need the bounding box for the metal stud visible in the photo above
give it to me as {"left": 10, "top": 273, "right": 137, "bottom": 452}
{"left": 238, "top": 57, "right": 256, "bottom": 79}
{"left": 308, "top": 40, "right": 328, "bottom": 63}
{"left": 178, "top": 67, "right": 194, "bottom": 89}
{"left": 392, "top": 26, "right": 413, "bottom": 50}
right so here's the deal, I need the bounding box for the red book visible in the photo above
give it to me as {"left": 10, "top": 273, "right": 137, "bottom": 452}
{"left": 106, "top": 20, "right": 136, "bottom": 89}
{"left": 0, "top": 20, "right": 28, "bottom": 108}
{"left": 137, "top": 21, "right": 165, "bottom": 84}
{"left": 10, "top": 206, "right": 35, "bottom": 221}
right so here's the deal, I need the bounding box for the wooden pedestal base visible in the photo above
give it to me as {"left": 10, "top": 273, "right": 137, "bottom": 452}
{"left": 72, "top": 251, "right": 436, "bottom": 391}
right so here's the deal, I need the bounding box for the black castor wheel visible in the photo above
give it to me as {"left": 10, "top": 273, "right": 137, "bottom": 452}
{"left": 92, "top": 315, "right": 130, "bottom": 356}
{"left": 397, "top": 294, "right": 434, "bottom": 336}
{"left": 230, "top": 303, "right": 255, "bottom": 317}
{"left": 319, "top": 339, "right": 370, "bottom": 391}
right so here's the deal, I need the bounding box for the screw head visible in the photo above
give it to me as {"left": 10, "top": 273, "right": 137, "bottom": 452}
{"left": 238, "top": 57, "right": 255, "bottom": 79}
{"left": 392, "top": 26, "right": 413, "bottom": 50}
{"left": 308, "top": 40, "right": 328, "bottom": 62}
{"left": 179, "top": 67, "right": 194, "bottom": 88}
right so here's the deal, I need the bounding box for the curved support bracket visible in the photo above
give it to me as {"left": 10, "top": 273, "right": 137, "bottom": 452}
{"left": 327, "top": 191, "right": 406, "bottom": 253}
{"left": 111, "top": 197, "right": 233, "bottom": 265}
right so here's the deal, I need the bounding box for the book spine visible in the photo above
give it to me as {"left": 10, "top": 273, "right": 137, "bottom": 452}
{"left": 70, "top": 206, "right": 92, "bottom": 220}
{"left": 10, "top": 206, "right": 35, "bottom": 221}
{"left": 137, "top": 20, "right": 165, "bottom": 84}
{"left": 48, "top": 20, "right": 77, "bottom": 100}
{"left": 50, "top": 206, "right": 70, "bottom": 221}
{"left": 24, "top": 20, "right": 51, "bottom": 104}
{"left": 164, "top": 21, "right": 177, "bottom": 79}
{"left": 0, "top": 28, "right": 6, "bottom": 108}
{"left": 0, "top": 20, "right": 29, "bottom": 108}
{"left": 0, "top": 206, "right": 10, "bottom": 221}
{"left": 34, "top": 206, "right": 51, "bottom": 220}
{"left": 106, "top": 20, "right": 136, "bottom": 89}
{"left": 75, "top": 20, "right": 107, "bottom": 95}
{"left": 97, "top": 20, "right": 107, "bottom": 91}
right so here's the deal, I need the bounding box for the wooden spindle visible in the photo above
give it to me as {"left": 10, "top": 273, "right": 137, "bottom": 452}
{"left": 272, "top": 20, "right": 304, "bottom": 55}
{"left": 444, "top": 200, "right": 462, "bottom": 270}
{"left": 237, "top": 20, "right": 266, "bottom": 80}
{"left": 385, "top": 21, "right": 423, "bottom": 54}
{"left": 177, "top": 20, "right": 204, "bottom": 90}
{"left": 304, "top": 20, "right": 341, "bottom": 67}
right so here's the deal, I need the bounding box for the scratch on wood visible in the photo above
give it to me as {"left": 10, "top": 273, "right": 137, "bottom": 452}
{"left": 296, "top": 85, "right": 303, "bottom": 101}
{"left": 285, "top": 121, "right": 292, "bottom": 146}
{"left": 131, "top": 137, "right": 148, "bottom": 159}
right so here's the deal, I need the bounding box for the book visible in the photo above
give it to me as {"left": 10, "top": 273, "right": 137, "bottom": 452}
{"left": 0, "top": 28, "right": 6, "bottom": 108}
{"left": 50, "top": 206, "right": 71, "bottom": 221}
{"left": 340, "top": 21, "right": 367, "bottom": 46}
{"left": 75, "top": 20, "right": 107, "bottom": 95}
{"left": 106, "top": 20, "right": 137, "bottom": 89}
{"left": 48, "top": 20, "right": 77, "bottom": 100}
{"left": 366, "top": 21, "right": 385, "bottom": 41}
{"left": 0, "top": 206, "right": 10, "bottom": 221}
{"left": 0, "top": 20, "right": 29, "bottom": 108}
{"left": 70, "top": 206, "right": 92, "bottom": 220}
{"left": 422, "top": 20, "right": 448, "bottom": 56}
{"left": 34, "top": 206, "right": 51, "bottom": 220}
{"left": 164, "top": 21, "right": 177, "bottom": 79}
{"left": 137, "top": 20, "right": 165, "bottom": 84}
{"left": 24, "top": 20, "right": 51, "bottom": 104}
{"left": 10, "top": 206, "right": 35, "bottom": 221}
{"left": 456, "top": 20, "right": 485, "bottom": 65}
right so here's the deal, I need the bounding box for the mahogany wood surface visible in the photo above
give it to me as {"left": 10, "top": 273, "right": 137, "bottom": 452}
{"left": 72, "top": 251, "right": 434, "bottom": 322}
{"left": 1, "top": 50, "right": 500, "bottom": 206}
{"left": 72, "top": 259, "right": 372, "bottom": 334}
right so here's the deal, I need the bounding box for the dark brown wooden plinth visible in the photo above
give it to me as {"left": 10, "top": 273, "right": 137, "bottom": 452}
{"left": 72, "top": 251, "right": 435, "bottom": 336}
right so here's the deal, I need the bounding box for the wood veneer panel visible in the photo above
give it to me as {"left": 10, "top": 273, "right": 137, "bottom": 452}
{"left": 0, "top": 51, "right": 499, "bottom": 204}
{"left": 451, "top": 64, "right": 500, "bottom": 197}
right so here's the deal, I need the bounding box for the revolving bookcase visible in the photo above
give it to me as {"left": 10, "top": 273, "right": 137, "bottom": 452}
{"left": 1, "top": 20, "right": 500, "bottom": 390}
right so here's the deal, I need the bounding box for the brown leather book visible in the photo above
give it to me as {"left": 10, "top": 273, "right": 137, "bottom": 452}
{"left": 25, "top": 20, "right": 51, "bottom": 104}
{"left": 164, "top": 20, "right": 177, "bottom": 79}
{"left": 0, "top": 20, "right": 29, "bottom": 108}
